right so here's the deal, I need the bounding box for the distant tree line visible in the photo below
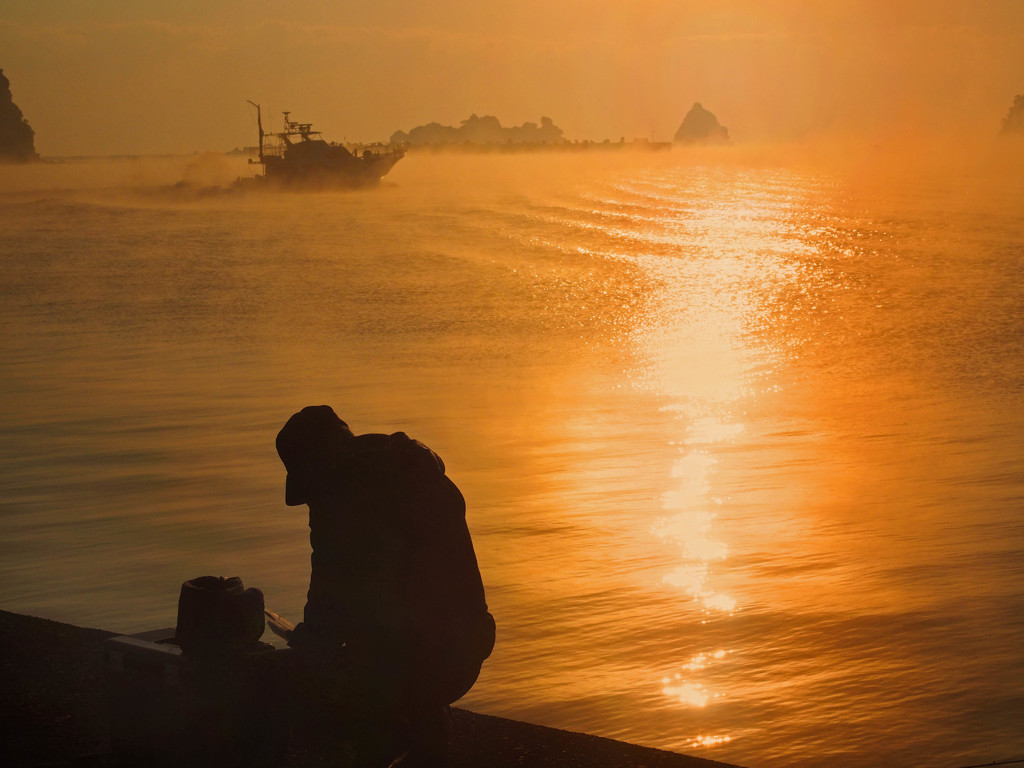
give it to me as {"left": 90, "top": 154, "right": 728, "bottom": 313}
{"left": 391, "top": 114, "right": 565, "bottom": 147}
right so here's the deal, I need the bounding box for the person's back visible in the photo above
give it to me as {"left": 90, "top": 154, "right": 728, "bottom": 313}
{"left": 276, "top": 407, "right": 495, "bottom": 765}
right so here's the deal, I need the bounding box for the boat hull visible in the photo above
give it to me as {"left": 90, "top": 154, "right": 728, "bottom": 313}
{"left": 258, "top": 151, "right": 402, "bottom": 188}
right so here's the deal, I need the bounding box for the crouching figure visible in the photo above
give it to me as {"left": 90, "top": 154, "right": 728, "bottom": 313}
{"left": 275, "top": 406, "right": 496, "bottom": 768}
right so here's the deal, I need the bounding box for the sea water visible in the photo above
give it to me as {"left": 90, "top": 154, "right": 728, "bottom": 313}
{"left": 1, "top": 146, "right": 1022, "bottom": 768}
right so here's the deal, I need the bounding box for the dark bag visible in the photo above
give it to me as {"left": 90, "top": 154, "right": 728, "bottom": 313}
{"left": 175, "top": 575, "right": 266, "bottom": 655}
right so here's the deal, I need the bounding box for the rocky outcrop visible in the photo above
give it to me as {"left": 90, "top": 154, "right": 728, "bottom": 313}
{"left": 673, "top": 103, "right": 730, "bottom": 145}
{"left": 1000, "top": 94, "right": 1024, "bottom": 135}
{"left": 391, "top": 114, "right": 565, "bottom": 146}
{"left": 0, "top": 68, "right": 38, "bottom": 162}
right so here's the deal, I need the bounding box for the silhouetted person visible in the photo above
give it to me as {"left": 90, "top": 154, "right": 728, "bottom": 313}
{"left": 275, "top": 406, "right": 495, "bottom": 767}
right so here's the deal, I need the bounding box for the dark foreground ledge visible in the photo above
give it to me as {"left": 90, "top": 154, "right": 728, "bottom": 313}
{"left": 0, "top": 609, "right": 743, "bottom": 768}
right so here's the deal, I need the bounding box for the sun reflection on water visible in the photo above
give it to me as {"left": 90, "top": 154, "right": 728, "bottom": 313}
{"left": 661, "top": 649, "right": 733, "bottom": 709}
{"left": 662, "top": 680, "right": 712, "bottom": 708}
{"left": 688, "top": 735, "right": 733, "bottom": 748}
{"left": 618, "top": 170, "right": 805, "bottom": 750}
{"left": 655, "top": 432, "right": 737, "bottom": 614}
{"left": 654, "top": 413, "right": 740, "bottom": 737}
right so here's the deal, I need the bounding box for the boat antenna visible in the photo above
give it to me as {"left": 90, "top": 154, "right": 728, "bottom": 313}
{"left": 247, "top": 100, "right": 264, "bottom": 162}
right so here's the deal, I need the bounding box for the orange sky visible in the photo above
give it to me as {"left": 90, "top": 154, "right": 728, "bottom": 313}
{"left": 2, "top": 0, "right": 1023, "bottom": 155}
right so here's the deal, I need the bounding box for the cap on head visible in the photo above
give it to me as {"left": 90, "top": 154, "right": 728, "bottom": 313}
{"left": 276, "top": 405, "right": 353, "bottom": 506}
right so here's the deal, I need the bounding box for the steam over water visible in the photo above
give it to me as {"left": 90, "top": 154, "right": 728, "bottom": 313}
{"left": 1, "top": 149, "right": 1023, "bottom": 768}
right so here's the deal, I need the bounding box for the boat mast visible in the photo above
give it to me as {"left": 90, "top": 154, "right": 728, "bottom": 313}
{"left": 247, "top": 100, "right": 264, "bottom": 162}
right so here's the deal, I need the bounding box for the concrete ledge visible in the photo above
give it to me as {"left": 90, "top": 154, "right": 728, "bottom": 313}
{"left": 0, "top": 609, "right": 742, "bottom": 768}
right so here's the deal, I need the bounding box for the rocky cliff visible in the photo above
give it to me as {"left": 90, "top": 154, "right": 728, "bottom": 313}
{"left": 674, "top": 103, "right": 730, "bottom": 145}
{"left": 0, "top": 68, "right": 38, "bottom": 162}
{"left": 1001, "top": 94, "right": 1024, "bottom": 135}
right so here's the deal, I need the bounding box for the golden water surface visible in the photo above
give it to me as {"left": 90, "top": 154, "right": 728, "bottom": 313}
{"left": 1, "top": 147, "right": 1022, "bottom": 768}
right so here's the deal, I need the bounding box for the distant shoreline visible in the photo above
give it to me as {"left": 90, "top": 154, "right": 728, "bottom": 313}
{"left": 401, "top": 139, "right": 674, "bottom": 153}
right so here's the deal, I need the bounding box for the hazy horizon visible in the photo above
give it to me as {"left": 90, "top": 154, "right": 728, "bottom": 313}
{"left": 2, "top": 1, "right": 1023, "bottom": 156}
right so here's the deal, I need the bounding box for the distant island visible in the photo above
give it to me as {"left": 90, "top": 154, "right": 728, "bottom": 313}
{"left": 0, "top": 67, "right": 38, "bottom": 162}
{"left": 391, "top": 114, "right": 566, "bottom": 148}
{"left": 389, "top": 104, "right": 732, "bottom": 151}
{"left": 389, "top": 113, "right": 681, "bottom": 152}
{"left": 674, "top": 103, "right": 730, "bottom": 145}
{"left": 1000, "top": 94, "right": 1024, "bottom": 135}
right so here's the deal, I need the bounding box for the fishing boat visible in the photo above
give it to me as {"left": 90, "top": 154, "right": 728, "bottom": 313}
{"left": 247, "top": 101, "right": 404, "bottom": 187}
